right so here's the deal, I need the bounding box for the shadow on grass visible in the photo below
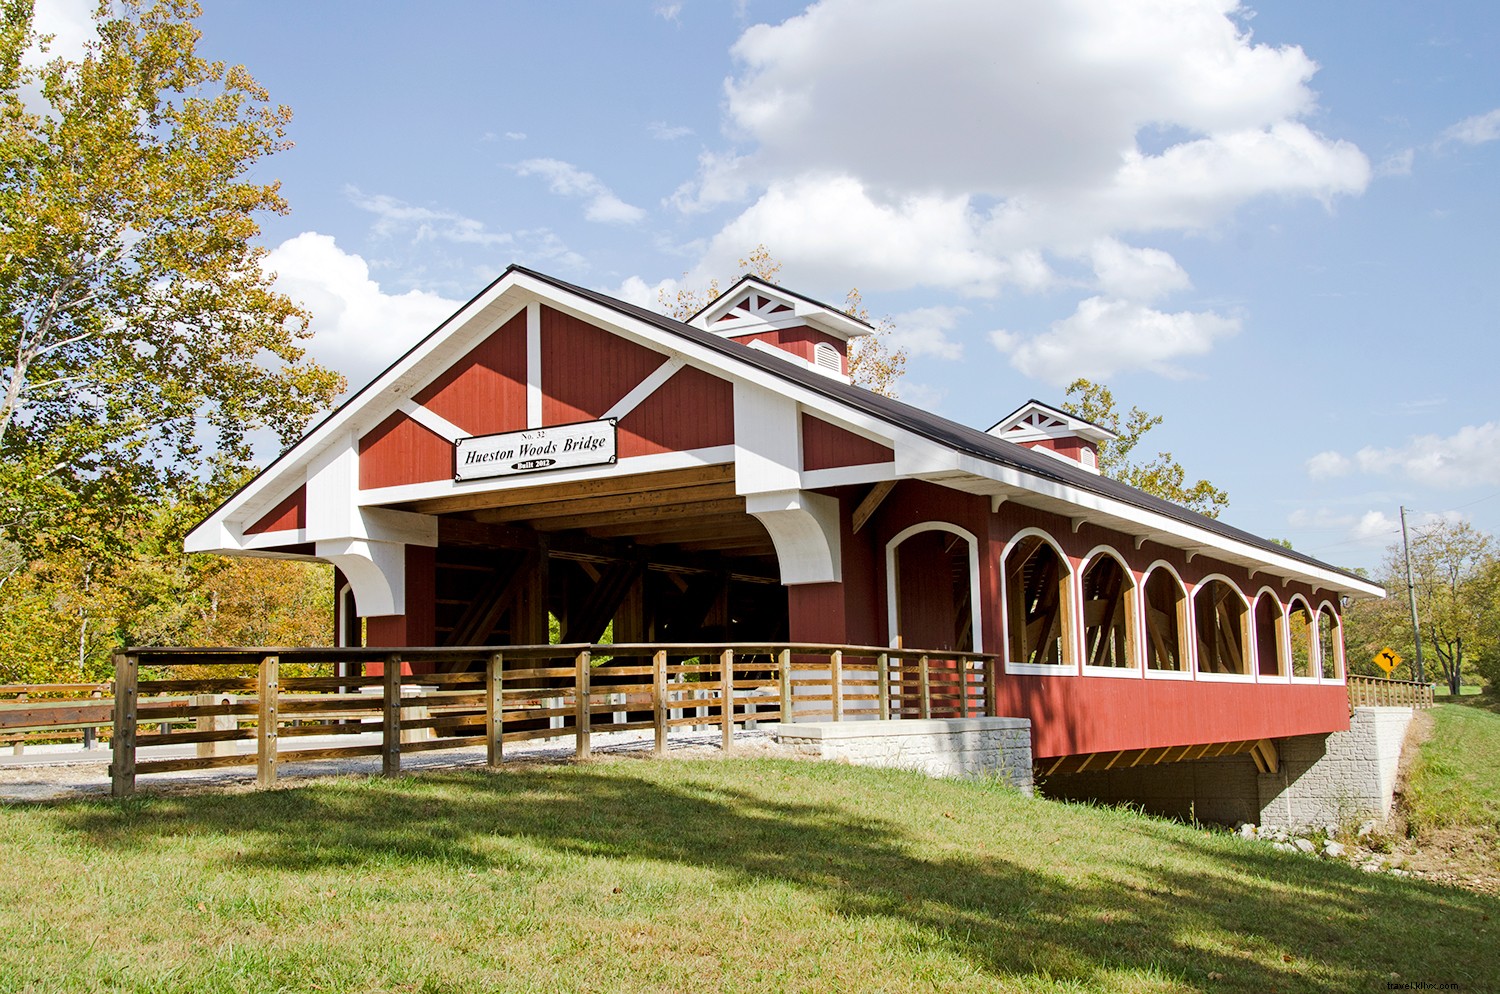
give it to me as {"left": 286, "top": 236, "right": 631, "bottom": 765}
{"left": 1451, "top": 692, "right": 1500, "bottom": 715}
{"left": 48, "top": 759, "right": 1500, "bottom": 992}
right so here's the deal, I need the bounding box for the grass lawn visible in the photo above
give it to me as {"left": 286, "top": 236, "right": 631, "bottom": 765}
{"left": 1405, "top": 694, "right": 1500, "bottom": 833}
{"left": 3, "top": 757, "right": 1498, "bottom": 993}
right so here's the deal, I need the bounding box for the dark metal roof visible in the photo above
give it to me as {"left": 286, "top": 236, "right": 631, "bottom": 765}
{"left": 515, "top": 266, "right": 1372, "bottom": 589}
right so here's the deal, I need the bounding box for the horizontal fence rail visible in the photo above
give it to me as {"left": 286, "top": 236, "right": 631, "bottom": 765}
{"left": 107, "top": 643, "right": 997, "bottom": 797}
{"left": 1, "top": 683, "right": 114, "bottom": 751}
{"left": 1346, "top": 674, "right": 1435, "bottom": 710}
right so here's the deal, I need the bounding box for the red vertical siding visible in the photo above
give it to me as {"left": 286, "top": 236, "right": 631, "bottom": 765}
{"left": 364, "top": 546, "right": 437, "bottom": 676}
{"left": 359, "top": 412, "right": 454, "bottom": 489}
{"left": 617, "top": 366, "right": 734, "bottom": 457}
{"left": 542, "top": 306, "right": 668, "bottom": 425}
{"left": 414, "top": 311, "right": 527, "bottom": 437}
{"left": 245, "top": 486, "right": 306, "bottom": 534}
{"left": 802, "top": 415, "right": 894, "bottom": 470}
{"left": 729, "top": 327, "right": 847, "bottom": 373}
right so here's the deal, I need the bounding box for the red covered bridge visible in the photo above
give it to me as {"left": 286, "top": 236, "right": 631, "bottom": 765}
{"left": 186, "top": 266, "right": 1383, "bottom": 769}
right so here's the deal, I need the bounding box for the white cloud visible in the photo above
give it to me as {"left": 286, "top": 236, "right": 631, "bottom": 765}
{"left": 1087, "top": 238, "right": 1191, "bottom": 302}
{"left": 654, "top": 3, "right": 682, "bottom": 22}
{"left": 504, "top": 131, "right": 528, "bottom": 141}
{"left": 515, "top": 158, "right": 646, "bottom": 224}
{"left": 1343, "top": 423, "right": 1500, "bottom": 488}
{"left": 1306, "top": 450, "right": 1353, "bottom": 479}
{"left": 29, "top": 0, "right": 93, "bottom": 63}
{"left": 888, "top": 306, "right": 966, "bottom": 360}
{"left": 991, "top": 296, "right": 1239, "bottom": 384}
{"left": 663, "top": 0, "right": 1368, "bottom": 378}
{"left": 649, "top": 121, "right": 695, "bottom": 141}
{"left": 263, "top": 233, "right": 460, "bottom": 390}
{"left": 346, "top": 187, "right": 514, "bottom": 246}
{"left": 1442, "top": 108, "right": 1500, "bottom": 146}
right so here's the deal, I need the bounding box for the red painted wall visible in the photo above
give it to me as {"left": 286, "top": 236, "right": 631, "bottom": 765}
{"left": 414, "top": 311, "right": 527, "bottom": 437}
{"left": 802, "top": 415, "right": 895, "bottom": 471}
{"left": 365, "top": 546, "right": 437, "bottom": 676}
{"left": 618, "top": 366, "right": 734, "bottom": 457}
{"left": 731, "top": 327, "right": 847, "bottom": 374}
{"left": 359, "top": 413, "right": 452, "bottom": 490}
{"left": 245, "top": 486, "right": 306, "bottom": 534}
{"left": 542, "top": 306, "right": 667, "bottom": 425}
{"left": 1004, "top": 679, "right": 1350, "bottom": 758}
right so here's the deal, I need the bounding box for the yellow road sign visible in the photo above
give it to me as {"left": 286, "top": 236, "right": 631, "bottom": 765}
{"left": 1374, "top": 647, "right": 1402, "bottom": 674}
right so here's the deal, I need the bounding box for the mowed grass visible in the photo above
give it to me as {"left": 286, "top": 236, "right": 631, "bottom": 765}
{"left": 2, "top": 758, "right": 1498, "bottom": 994}
{"left": 1406, "top": 694, "right": 1500, "bottom": 832}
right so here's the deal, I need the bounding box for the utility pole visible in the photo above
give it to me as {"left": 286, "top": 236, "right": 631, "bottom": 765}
{"left": 1400, "top": 506, "right": 1426, "bottom": 684}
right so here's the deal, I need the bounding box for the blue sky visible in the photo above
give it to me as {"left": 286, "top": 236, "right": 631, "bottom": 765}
{"left": 41, "top": 0, "right": 1500, "bottom": 574}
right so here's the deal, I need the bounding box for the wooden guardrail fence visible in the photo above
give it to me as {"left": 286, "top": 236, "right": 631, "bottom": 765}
{"left": 107, "top": 643, "right": 997, "bottom": 797}
{"left": 1346, "top": 674, "right": 1435, "bottom": 710}
{"left": 1, "top": 683, "right": 113, "bottom": 751}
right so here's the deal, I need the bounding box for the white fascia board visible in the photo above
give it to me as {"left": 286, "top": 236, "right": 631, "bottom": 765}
{"left": 945, "top": 452, "right": 1386, "bottom": 599}
{"left": 186, "top": 278, "right": 534, "bottom": 549}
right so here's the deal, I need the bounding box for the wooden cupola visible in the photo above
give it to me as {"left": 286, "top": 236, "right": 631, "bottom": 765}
{"left": 687, "top": 275, "right": 872, "bottom": 383}
{"left": 987, "top": 399, "right": 1118, "bottom": 474}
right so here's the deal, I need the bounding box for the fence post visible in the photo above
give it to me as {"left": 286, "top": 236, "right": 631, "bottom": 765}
{"left": 382, "top": 654, "right": 402, "bottom": 777}
{"left": 720, "top": 649, "right": 735, "bottom": 751}
{"left": 653, "top": 650, "right": 668, "bottom": 756}
{"left": 109, "top": 653, "right": 138, "bottom": 798}
{"left": 984, "top": 656, "right": 998, "bottom": 718}
{"left": 486, "top": 652, "right": 504, "bottom": 769}
{"left": 959, "top": 659, "right": 970, "bottom": 718}
{"left": 257, "top": 655, "right": 280, "bottom": 789}
{"left": 84, "top": 688, "right": 101, "bottom": 750}
{"left": 778, "top": 648, "right": 793, "bottom": 724}
{"left": 829, "top": 650, "right": 843, "bottom": 722}
{"left": 877, "top": 652, "right": 890, "bottom": 721}
{"left": 918, "top": 655, "right": 931, "bottom": 719}
{"left": 575, "top": 649, "right": 591, "bottom": 759}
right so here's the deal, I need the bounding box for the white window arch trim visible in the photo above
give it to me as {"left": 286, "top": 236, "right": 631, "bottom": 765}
{"left": 1140, "top": 560, "right": 1194, "bottom": 682}
{"left": 1286, "top": 593, "right": 1321, "bottom": 684}
{"left": 1250, "top": 585, "right": 1292, "bottom": 684}
{"left": 884, "top": 521, "right": 984, "bottom": 654}
{"left": 999, "top": 527, "right": 1080, "bottom": 676}
{"left": 1077, "top": 544, "right": 1144, "bottom": 678}
{"left": 1191, "top": 573, "right": 1255, "bottom": 684}
{"left": 1314, "top": 598, "right": 1347, "bottom": 684}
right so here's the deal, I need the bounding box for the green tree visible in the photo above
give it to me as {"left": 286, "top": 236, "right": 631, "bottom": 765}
{"left": 0, "top": 0, "right": 341, "bottom": 553}
{"left": 1061, "top": 378, "right": 1230, "bottom": 518}
{"left": 1342, "top": 520, "right": 1499, "bottom": 691}
{"left": 660, "top": 245, "right": 908, "bottom": 398}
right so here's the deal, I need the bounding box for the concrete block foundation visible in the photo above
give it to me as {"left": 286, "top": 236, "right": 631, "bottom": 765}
{"left": 772, "top": 717, "right": 1033, "bottom": 792}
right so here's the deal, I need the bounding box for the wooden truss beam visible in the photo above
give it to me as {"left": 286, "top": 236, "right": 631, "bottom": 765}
{"left": 471, "top": 481, "right": 738, "bottom": 524}
{"left": 402, "top": 464, "right": 734, "bottom": 516}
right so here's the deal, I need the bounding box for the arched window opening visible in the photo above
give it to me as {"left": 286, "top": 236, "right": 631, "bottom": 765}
{"left": 1288, "top": 598, "right": 1315, "bottom": 678}
{"left": 892, "top": 527, "right": 975, "bottom": 653}
{"left": 1253, "top": 592, "right": 1285, "bottom": 677}
{"left": 1005, "top": 535, "right": 1072, "bottom": 666}
{"left": 1082, "top": 553, "right": 1134, "bottom": 668}
{"left": 1194, "top": 579, "right": 1249, "bottom": 675}
{"left": 1317, "top": 606, "right": 1341, "bottom": 680}
{"left": 1143, "top": 568, "right": 1188, "bottom": 672}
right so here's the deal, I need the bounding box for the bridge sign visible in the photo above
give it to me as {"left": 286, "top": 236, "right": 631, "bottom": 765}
{"left": 1374, "top": 647, "right": 1402, "bottom": 674}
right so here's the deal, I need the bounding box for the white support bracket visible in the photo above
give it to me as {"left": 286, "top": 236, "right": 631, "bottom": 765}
{"left": 744, "top": 489, "right": 842, "bottom": 586}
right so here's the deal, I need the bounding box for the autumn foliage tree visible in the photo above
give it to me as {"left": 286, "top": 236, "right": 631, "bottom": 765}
{"left": 1062, "top": 378, "right": 1230, "bottom": 518}
{"left": 0, "top": 0, "right": 342, "bottom": 551}
{"left": 0, "top": 1, "right": 341, "bottom": 678}
{"left": 660, "top": 245, "right": 908, "bottom": 398}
